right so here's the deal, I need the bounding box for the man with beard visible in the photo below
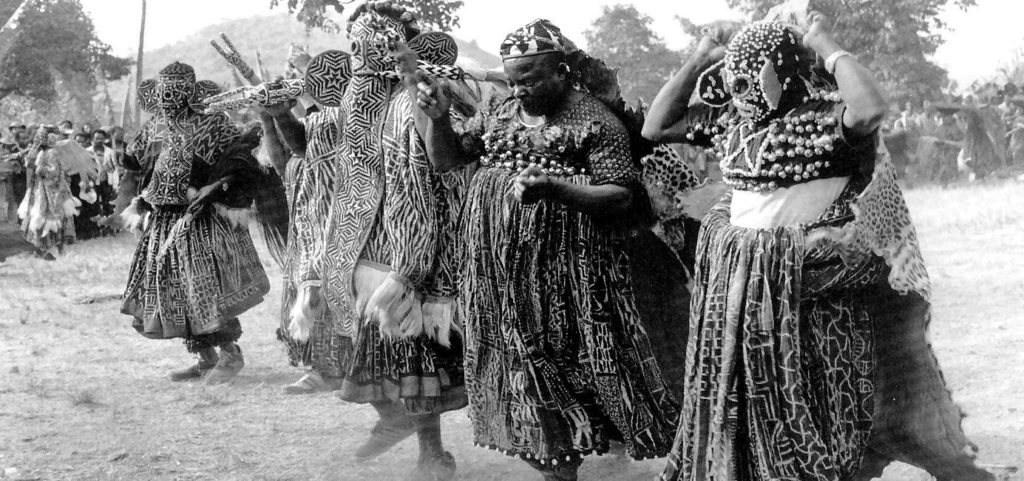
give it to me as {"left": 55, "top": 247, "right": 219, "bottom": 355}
{"left": 411, "top": 18, "right": 680, "bottom": 481}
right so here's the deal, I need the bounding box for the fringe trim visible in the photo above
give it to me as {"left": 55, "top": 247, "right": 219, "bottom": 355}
{"left": 353, "top": 261, "right": 393, "bottom": 335}
{"left": 422, "top": 296, "right": 463, "bottom": 348}
{"left": 213, "top": 203, "right": 255, "bottom": 228}
{"left": 362, "top": 272, "right": 417, "bottom": 339}
{"left": 120, "top": 197, "right": 151, "bottom": 233}
{"left": 287, "top": 286, "right": 317, "bottom": 342}
{"left": 16, "top": 191, "right": 29, "bottom": 220}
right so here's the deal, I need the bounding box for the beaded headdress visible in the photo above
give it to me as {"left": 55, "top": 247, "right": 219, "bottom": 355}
{"left": 159, "top": 61, "right": 196, "bottom": 81}
{"left": 157, "top": 61, "right": 198, "bottom": 113}
{"left": 142, "top": 62, "right": 221, "bottom": 115}
{"left": 500, "top": 19, "right": 577, "bottom": 60}
{"left": 698, "top": 21, "right": 810, "bottom": 122}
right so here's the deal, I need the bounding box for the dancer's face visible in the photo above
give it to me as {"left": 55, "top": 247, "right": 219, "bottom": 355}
{"left": 504, "top": 53, "right": 569, "bottom": 117}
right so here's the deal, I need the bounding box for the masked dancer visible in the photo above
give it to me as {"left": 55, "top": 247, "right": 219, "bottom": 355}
{"left": 121, "top": 62, "right": 274, "bottom": 385}
{"left": 644, "top": 12, "right": 993, "bottom": 481}
{"left": 287, "top": 4, "right": 469, "bottom": 479}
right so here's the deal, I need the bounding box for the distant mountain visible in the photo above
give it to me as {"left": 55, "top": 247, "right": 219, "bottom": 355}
{"left": 108, "top": 13, "right": 501, "bottom": 115}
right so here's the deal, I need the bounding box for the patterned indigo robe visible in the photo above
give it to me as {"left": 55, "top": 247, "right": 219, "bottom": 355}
{"left": 320, "top": 76, "right": 466, "bottom": 414}
{"left": 661, "top": 99, "right": 987, "bottom": 481}
{"left": 457, "top": 93, "right": 680, "bottom": 463}
{"left": 121, "top": 113, "right": 269, "bottom": 349}
{"left": 277, "top": 107, "right": 352, "bottom": 377}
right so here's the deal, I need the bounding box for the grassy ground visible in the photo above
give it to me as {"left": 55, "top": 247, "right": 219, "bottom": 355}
{"left": 1, "top": 181, "right": 1022, "bottom": 481}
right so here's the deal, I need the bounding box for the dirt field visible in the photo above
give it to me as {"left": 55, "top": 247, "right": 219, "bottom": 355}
{"left": 1, "top": 181, "right": 1022, "bottom": 481}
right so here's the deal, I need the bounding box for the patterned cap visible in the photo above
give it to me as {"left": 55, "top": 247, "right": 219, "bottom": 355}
{"left": 500, "top": 19, "right": 576, "bottom": 59}
{"left": 159, "top": 61, "right": 196, "bottom": 82}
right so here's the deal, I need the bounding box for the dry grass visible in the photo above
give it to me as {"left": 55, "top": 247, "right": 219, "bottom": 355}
{"left": 67, "top": 387, "right": 102, "bottom": 408}
{"left": 1, "top": 180, "right": 1023, "bottom": 480}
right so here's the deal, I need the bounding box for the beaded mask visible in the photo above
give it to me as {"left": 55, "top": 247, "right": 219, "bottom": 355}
{"left": 698, "top": 21, "right": 809, "bottom": 123}
{"left": 158, "top": 62, "right": 197, "bottom": 114}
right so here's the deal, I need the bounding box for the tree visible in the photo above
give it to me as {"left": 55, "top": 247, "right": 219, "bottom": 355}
{"left": 134, "top": 0, "right": 146, "bottom": 126}
{"left": 705, "top": 0, "right": 976, "bottom": 104}
{"left": 0, "top": 0, "right": 131, "bottom": 103}
{"left": 584, "top": 5, "right": 681, "bottom": 106}
{"left": 270, "top": 0, "right": 463, "bottom": 33}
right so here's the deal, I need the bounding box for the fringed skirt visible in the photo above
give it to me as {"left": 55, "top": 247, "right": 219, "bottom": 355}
{"left": 336, "top": 261, "right": 467, "bottom": 415}
{"left": 122, "top": 205, "right": 269, "bottom": 341}
{"left": 461, "top": 167, "right": 680, "bottom": 463}
{"left": 661, "top": 201, "right": 886, "bottom": 481}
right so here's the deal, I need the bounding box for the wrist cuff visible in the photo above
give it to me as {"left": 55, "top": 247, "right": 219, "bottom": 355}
{"left": 825, "top": 50, "right": 854, "bottom": 75}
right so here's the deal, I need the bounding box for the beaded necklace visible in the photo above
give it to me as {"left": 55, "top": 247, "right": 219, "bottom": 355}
{"left": 478, "top": 101, "right": 589, "bottom": 177}
{"left": 707, "top": 89, "right": 849, "bottom": 192}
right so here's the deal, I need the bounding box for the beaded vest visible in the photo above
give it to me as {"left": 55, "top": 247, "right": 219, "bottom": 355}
{"left": 696, "top": 90, "right": 870, "bottom": 193}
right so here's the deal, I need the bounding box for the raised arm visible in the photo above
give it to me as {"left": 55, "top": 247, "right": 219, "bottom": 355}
{"left": 257, "top": 110, "right": 290, "bottom": 176}
{"left": 643, "top": 24, "right": 734, "bottom": 143}
{"left": 803, "top": 12, "right": 887, "bottom": 137}
{"left": 392, "top": 41, "right": 469, "bottom": 173}
{"left": 264, "top": 101, "right": 308, "bottom": 158}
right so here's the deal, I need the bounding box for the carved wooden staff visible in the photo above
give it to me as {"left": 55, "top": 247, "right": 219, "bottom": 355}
{"left": 210, "top": 33, "right": 260, "bottom": 85}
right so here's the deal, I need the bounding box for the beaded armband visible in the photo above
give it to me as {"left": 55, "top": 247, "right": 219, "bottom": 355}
{"left": 710, "top": 90, "right": 857, "bottom": 193}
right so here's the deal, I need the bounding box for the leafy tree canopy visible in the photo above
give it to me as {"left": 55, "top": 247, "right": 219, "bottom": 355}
{"left": 270, "top": 0, "right": 463, "bottom": 33}
{"left": 0, "top": 0, "right": 132, "bottom": 102}
{"left": 584, "top": 4, "right": 680, "bottom": 106}
{"left": 701, "top": 0, "right": 977, "bottom": 104}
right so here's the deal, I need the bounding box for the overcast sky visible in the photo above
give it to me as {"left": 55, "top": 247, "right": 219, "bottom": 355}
{"left": 80, "top": 0, "right": 1023, "bottom": 87}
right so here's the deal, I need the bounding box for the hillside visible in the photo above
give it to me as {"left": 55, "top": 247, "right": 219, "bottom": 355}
{"left": 108, "top": 13, "right": 502, "bottom": 116}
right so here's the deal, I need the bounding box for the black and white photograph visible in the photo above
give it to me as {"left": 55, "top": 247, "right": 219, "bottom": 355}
{"left": 0, "top": 0, "right": 1021, "bottom": 479}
